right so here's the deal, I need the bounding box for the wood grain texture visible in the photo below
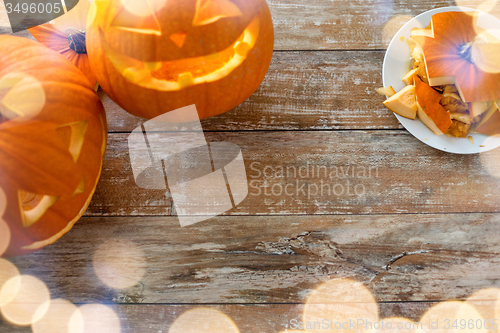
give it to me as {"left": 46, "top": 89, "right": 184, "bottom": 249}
{"left": 2, "top": 1, "right": 500, "bottom": 331}
{"left": 88, "top": 131, "right": 500, "bottom": 216}
{"left": 0, "top": 302, "right": 438, "bottom": 333}
{"left": 267, "top": 0, "right": 500, "bottom": 50}
{"left": 3, "top": 0, "right": 496, "bottom": 49}
{"left": 102, "top": 51, "right": 403, "bottom": 133}
{"left": 116, "top": 303, "right": 435, "bottom": 333}
{"left": 7, "top": 213, "right": 500, "bottom": 304}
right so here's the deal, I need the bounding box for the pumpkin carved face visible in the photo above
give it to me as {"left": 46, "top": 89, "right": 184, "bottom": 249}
{"left": 86, "top": 0, "right": 274, "bottom": 119}
{"left": 0, "top": 36, "right": 107, "bottom": 257}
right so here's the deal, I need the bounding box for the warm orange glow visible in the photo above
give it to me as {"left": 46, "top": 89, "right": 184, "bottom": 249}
{"left": 192, "top": 0, "right": 243, "bottom": 27}
{"left": 32, "top": 299, "right": 79, "bottom": 333}
{"left": 69, "top": 304, "right": 121, "bottom": 333}
{"left": 103, "top": 15, "right": 260, "bottom": 91}
{"left": 120, "top": 0, "right": 168, "bottom": 17}
{"left": 168, "top": 307, "right": 239, "bottom": 333}
{"left": 56, "top": 121, "right": 89, "bottom": 163}
{"left": 419, "top": 301, "right": 487, "bottom": 333}
{"left": 0, "top": 219, "right": 9, "bottom": 257}
{"left": 0, "top": 186, "right": 5, "bottom": 214}
{"left": 93, "top": 238, "right": 147, "bottom": 289}
{"left": 0, "top": 187, "right": 9, "bottom": 256}
{"left": 18, "top": 191, "right": 58, "bottom": 228}
{"left": 303, "top": 278, "right": 378, "bottom": 333}
{"left": 0, "top": 275, "right": 50, "bottom": 326}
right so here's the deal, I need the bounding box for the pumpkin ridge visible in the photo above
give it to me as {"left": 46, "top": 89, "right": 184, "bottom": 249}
{"left": 0, "top": 133, "right": 80, "bottom": 197}
{"left": 0, "top": 36, "right": 106, "bottom": 256}
{"left": 411, "top": 11, "right": 500, "bottom": 102}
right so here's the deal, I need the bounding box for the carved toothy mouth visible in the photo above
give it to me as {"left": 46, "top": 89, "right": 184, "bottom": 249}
{"left": 101, "top": 16, "right": 260, "bottom": 91}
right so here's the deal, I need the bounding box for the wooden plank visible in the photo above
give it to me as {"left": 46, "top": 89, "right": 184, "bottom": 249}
{"left": 3, "top": 1, "right": 499, "bottom": 50}
{"left": 267, "top": 0, "right": 500, "bottom": 50}
{"left": 88, "top": 131, "right": 500, "bottom": 216}
{"left": 116, "top": 303, "right": 434, "bottom": 333}
{"left": 0, "top": 302, "right": 437, "bottom": 333}
{"left": 101, "top": 51, "right": 403, "bottom": 133}
{"left": 7, "top": 213, "right": 500, "bottom": 304}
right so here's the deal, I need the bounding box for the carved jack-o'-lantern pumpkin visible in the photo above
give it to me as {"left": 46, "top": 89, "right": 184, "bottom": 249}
{"left": 86, "top": 0, "right": 274, "bottom": 119}
{"left": 0, "top": 36, "right": 107, "bottom": 257}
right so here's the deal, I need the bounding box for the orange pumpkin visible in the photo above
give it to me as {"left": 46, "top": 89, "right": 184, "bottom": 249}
{"left": 412, "top": 11, "right": 500, "bottom": 103}
{"left": 0, "top": 36, "right": 107, "bottom": 257}
{"left": 475, "top": 103, "right": 500, "bottom": 135}
{"left": 86, "top": 0, "right": 274, "bottom": 120}
{"left": 414, "top": 75, "right": 452, "bottom": 135}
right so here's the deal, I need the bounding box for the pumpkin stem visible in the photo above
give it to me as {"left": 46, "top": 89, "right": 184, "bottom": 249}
{"left": 459, "top": 41, "right": 474, "bottom": 63}
{"left": 65, "top": 28, "right": 87, "bottom": 54}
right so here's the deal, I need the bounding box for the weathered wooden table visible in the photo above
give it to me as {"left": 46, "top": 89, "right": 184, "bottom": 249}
{"left": 2, "top": 1, "right": 500, "bottom": 332}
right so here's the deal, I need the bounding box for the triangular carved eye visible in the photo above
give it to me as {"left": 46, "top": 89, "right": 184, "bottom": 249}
{"left": 18, "top": 191, "right": 58, "bottom": 228}
{"left": 111, "top": 5, "right": 162, "bottom": 36}
{"left": 192, "top": 0, "right": 242, "bottom": 27}
{"left": 73, "top": 177, "right": 86, "bottom": 197}
{"left": 121, "top": 0, "right": 167, "bottom": 17}
{"left": 56, "top": 121, "right": 88, "bottom": 163}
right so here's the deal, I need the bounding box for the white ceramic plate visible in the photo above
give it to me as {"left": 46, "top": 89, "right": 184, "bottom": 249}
{"left": 382, "top": 6, "right": 500, "bottom": 154}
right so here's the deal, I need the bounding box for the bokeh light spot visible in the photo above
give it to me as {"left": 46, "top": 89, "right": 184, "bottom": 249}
{"left": 455, "top": 0, "right": 498, "bottom": 13}
{"left": 303, "top": 278, "right": 378, "bottom": 333}
{"left": 87, "top": 1, "right": 97, "bottom": 29}
{"left": 419, "top": 301, "right": 487, "bottom": 333}
{"left": 382, "top": 15, "right": 414, "bottom": 48}
{"left": 0, "top": 72, "right": 45, "bottom": 121}
{"left": 0, "top": 259, "right": 20, "bottom": 306}
{"left": 465, "top": 288, "right": 500, "bottom": 332}
{"left": 69, "top": 304, "right": 121, "bottom": 333}
{"left": 168, "top": 307, "right": 240, "bottom": 333}
{"left": 32, "top": 299, "right": 79, "bottom": 333}
{"left": 93, "top": 238, "right": 146, "bottom": 289}
{"left": 0, "top": 275, "right": 50, "bottom": 326}
{"left": 479, "top": 139, "right": 500, "bottom": 178}
{"left": 471, "top": 29, "right": 500, "bottom": 74}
